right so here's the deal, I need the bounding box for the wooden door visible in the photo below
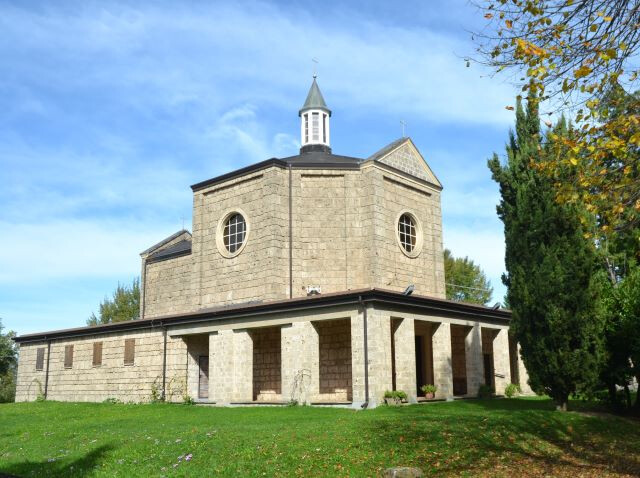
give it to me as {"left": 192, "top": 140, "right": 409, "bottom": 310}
{"left": 198, "top": 355, "right": 209, "bottom": 399}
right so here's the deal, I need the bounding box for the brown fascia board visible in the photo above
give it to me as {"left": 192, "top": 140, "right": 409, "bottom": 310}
{"left": 13, "top": 288, "right": 510, "bottom": 344}
{"left": 190, "top": 158, "right": 362, "bottom": 193}
{"left": 140, "top": 229, "right": 192, "bottom": 256}
{"left": 191, "top": 159, "right": 286, "bottom": 192}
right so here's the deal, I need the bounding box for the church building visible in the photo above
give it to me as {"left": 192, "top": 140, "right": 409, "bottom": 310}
{"left": 14, "top": 77, "right": 532, "bottom": 407}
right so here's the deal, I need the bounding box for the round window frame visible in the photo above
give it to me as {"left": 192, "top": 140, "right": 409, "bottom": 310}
{"left": 216, "top": 209, "right": 250, "bottom": 259}
{"left": 395, "top": 210, "right": 423, "bottom": 258}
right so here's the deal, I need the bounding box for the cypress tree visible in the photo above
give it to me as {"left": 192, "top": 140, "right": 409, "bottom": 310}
{"left": 488, "top": 96, "right": 604, "bottom": 411}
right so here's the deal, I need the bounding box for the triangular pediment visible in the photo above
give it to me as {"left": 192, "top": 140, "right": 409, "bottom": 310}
{"left": 368, "top": 137, "right": 442, "bottom": 187}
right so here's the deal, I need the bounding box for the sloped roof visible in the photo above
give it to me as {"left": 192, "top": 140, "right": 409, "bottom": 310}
{"left": 13, "top": 287, "right": 510, "bottom": 343}
{"left": 299, "top": 77, "right": 331, "bottom": 115}
{"left": 147, "top": 239, "right": 192, "bottom": 263}
{"left": 367, "top": 137, "right": 407, "bottom": 162}
{"left": 140, "top": 229, "right": 191, "bottom": 256}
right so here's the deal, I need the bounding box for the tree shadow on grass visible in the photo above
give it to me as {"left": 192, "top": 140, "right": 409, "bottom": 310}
{"left": 363, "top": 399, "right": 640, "bottom": 476}
{"left": 0, "top": 444, "right": 113, "bottom": 478}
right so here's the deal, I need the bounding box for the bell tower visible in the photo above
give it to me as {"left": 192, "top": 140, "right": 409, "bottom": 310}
{"left": 299, "top": 75, "right": 331, "bottom": 154}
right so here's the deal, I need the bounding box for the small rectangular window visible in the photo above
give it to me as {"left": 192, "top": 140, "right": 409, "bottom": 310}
{"left": 64, "top": 345, "right": 74, "bottom": 369}
{"left": 312, "top": 112, "right": 319, "bottom": 141}
{"left": 124, "top": 338, "right": 135, "bottom": 366}
{"left": 304, "top": 113, "right": 309, "bottom": 143}
{"left": 35, "top": 347, "right": 45, "bottom": 371}
{"left": 93, "top": 342, "right": 103, "bottom": 367}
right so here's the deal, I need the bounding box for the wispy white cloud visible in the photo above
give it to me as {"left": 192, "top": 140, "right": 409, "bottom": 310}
{"left": 0, "top": 1, "right": 515, "bottom": 126}
{"left": 0, "top": 219, "right": 178, "bottom": 284}
{"left": 0, "top": 0, "right": 515, "bottom": 332}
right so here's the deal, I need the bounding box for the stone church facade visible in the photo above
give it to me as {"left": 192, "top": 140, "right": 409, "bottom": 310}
{"left": 14, "top": 78, "right": 532, "bottom": 407}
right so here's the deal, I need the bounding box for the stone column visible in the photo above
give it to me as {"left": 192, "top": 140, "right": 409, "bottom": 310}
{"left": 392, "top": 317, "right": 417, "bottom": 402}
{"left": 210, "top": 330, "right": 231, "bottom": 404}
{"left": 431, "top": 322, "right": 453, "bottom": 400}
{"left": 465, "top": 323, "right": 484, "bottom": 397}
{"left": 366, "top": 308, "right": 393, "bottom": 407}
{"left": 282, "top": 322, "right": 318, "bottom": 404}
{"left": 492, "top": 328, "right": 511, "bottom": 395}
{"left": 350, "top": 312, "right": 366, "bottom": 407}
{"left": 233, "top": 329, "right": 253, "bottom": 402}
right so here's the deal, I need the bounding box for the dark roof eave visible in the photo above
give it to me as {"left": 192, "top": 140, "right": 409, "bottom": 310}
{"left": 140, "top": 229, "right": 191, "bottom": 256}
{"left": 13, "top": 289, "right": 510, "bottom": 343}
{"left": 190, "top": 156, "right": 363, "bottom": 192}
{"left": 191, "top": 158, "right": 286, "bottom": 192}
{"left": 146, "top": 249, "right": 192, "bottom": 264}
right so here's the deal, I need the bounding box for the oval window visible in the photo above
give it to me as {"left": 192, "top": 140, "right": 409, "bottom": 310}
{"left": 398, "top": 213, "right": 417, "bottom": 253}
{"left": 223, "top": 213, "right": 247, "bottom": 253}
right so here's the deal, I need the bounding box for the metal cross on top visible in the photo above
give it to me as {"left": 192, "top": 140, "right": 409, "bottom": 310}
{"left": 400, "top": 120, "right": 407, "bottom": 138}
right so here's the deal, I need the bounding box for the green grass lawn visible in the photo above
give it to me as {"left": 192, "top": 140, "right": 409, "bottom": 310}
{"left": 1, "top": 398, "right": 639, "bottom": 477}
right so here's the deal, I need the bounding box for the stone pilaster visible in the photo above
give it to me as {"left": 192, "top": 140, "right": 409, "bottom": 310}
{"left": 210, "top": 330, "right": 232, "bottom": 404}
{"left": 282, "top": 322, "right": 317, "bottom": 404}
{"left": 233, "top": 329, "right": 253, "bottom": 402}
{"left": 431, "top": 322, "right": 453, "bottom": 400}
{"left": 366, "top": 308, "right": 393, "bottom": 407}
{"left": 392, "top": 317, "right": 417, "bottom": 402}
{"left": 465, "top": 323, "right": 484, "bottom": 397}
{"left": 350, "top": 312, "right": 366, "bottom": 406}
{"left": 492, "top": 328, "right": 511, "bottom": 395}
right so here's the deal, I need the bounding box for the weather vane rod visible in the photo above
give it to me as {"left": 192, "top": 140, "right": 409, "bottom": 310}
{"left": 312, "top": 57, "right": 318, "bottom": 78}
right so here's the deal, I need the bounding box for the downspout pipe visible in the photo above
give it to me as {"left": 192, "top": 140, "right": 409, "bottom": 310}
{"left": 359, "top": 295, "right": 369, "bottom": 409}
{"left": 288, "top": 164, "right": 293, "bottom": 299}
{"left": 44, "top": 339, "right": 51, "bottom": 400}
{"left": 161, "top": 325, "right": 167, "bottom": 401}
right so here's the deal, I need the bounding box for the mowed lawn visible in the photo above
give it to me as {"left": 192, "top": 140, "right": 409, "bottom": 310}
{"left": 1, "top": 398, "right": 639, "bottom": 477}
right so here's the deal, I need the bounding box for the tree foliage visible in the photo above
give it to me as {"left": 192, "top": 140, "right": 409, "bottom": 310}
{"left": 0, "top": 319, "right": 17, "bottom": 403}
{"left": 489, "top": 94, "right": 605, "bottom": 410}
{"left": 444, "top": 249, "right": 493, "bottom": 304}
{"left": 600, "top": 265, "right": 640, "bottom": 408}
{"left": 474, "top": 0, "right": 640, "bottom": 236}
{"left": 87, "top": 278, "right": 140, "bottom": 326}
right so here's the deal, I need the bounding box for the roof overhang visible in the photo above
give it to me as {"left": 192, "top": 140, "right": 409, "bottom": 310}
{"left": 13, "top": 288, "right": 510, "bottom": 344}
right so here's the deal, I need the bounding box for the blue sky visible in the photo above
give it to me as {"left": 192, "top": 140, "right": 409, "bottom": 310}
{"left": 0, "top": 0, "right": 520, "bottom": 335}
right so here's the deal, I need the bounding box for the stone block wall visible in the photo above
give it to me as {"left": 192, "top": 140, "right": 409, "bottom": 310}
{"left": 366, "top": 308, "right": 393, "bottom": 407}
{"left": 142, "top": 159, "right": 446, "bottom": 317}
{"left": 492, "top": 328, "right": 511, "bottom": 394}
{"left": 281, "top": 321, "right": 318, "bottom": 404}
{"left": 192, "top": 168, "right": 289, "bottom": 309}
{"left": 143, "top": 254, "right": 194, "bottom": 318}
{"left": 315, "top": 319, "right": 352, "bottom": 401}
{"left": 465, "top": 324, "right": 485, "bottom": 397}
{"left": 391, "top": 317, "right": 417, "bottom": 401}
{"left": 430, "top": 321, "right": 453, "bottom": 399}
{"left": 251, "top": 327, "right": 282, "bottom": 401}
{"left": 15, "top": 329, "right": 189, "bottom": 403}
{"left": 16, "top": 302, "right": 527, "bottom": 407}
{"left": 370, "top": 167, "right": 445, "bottom": 298}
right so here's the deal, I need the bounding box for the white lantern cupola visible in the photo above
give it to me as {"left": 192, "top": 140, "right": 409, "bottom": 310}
{"left": 299, "top": 75, "right": 331, "bottom": 154}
